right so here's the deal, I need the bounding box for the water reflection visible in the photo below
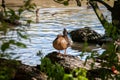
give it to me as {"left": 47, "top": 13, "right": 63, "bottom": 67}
{"left": 10, "top": 7, "right": 109, "bottom": 66}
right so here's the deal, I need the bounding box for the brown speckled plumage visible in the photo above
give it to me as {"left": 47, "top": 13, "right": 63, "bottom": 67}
{"left": 53, "top": 28, "right": 70, "bottom": 54}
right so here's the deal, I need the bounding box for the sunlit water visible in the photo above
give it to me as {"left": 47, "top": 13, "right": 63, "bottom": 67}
{"left": 7, "top": 7, "right": 111, "bottom": 66}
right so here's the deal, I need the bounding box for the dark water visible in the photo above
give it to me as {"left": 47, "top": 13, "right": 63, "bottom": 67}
{"left": 8, "top": 7, "right": 110, "bottom": 66}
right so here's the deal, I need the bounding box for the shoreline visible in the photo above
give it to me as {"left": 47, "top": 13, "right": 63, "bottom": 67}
{"left": 0, "top": 0, "right": 113, "bottom": 9}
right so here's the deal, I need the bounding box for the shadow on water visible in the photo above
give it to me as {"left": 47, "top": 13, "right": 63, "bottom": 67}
{"left": 8, "top": 7, "right": 110, "bottom": 66}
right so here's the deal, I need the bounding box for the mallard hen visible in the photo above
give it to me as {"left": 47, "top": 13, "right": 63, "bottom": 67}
{"left": 53, "top": 28, "right": 70, "bottom": 54}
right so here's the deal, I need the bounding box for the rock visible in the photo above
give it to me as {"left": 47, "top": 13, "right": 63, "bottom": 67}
{"left": 46, "top": 51, "right": 99, "bottom": 72}
{"left": 87, "top": 68, "right": 113, "bottom": 80}
{"left": 46, "top": 52, "right": 115, "bottom": 80}
{"left": 14, "top": 64, "right": 47, "bottom": 80}
{"left": 69, "top": 27, "right": 102, "bottom": 43}
{"left": 0, "top": 58, "right": 47, "bottom": 80}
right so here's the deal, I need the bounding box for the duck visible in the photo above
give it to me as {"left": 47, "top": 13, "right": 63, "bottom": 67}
{"left": 53, "top": 28, "right": 70, "bottom": 55}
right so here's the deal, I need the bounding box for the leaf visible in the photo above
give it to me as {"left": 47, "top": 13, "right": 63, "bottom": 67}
{"left": 78, "top": 76, "right": 88, "bottom": 80}
{"left": 63, "top": 74, "right": 73, "bottom": 80}
{"left": 17, "top": 31, "right": 28, "bottom": 39}
{"left": 18, "top": 8, "right": 24, "bottom": 15}
{"left": 27, "top": 20, "right": 32, "bottom": 24}
{"left": 15, "top": 42, "right": 27, "bottom": 48}
{"left": 9, "top": 40, "right": 15, "bottom": 44}
{"left": 58, "top": 0, "right": 63, "bottom": 1}
{"left": 1, "top": 42, "right": 10, "bottom": 52}
{"left": 63, "top": 1, "right": 69, "bottom": 6}
{"left": 8, "top": 8, "right": 15, "bottom": 15}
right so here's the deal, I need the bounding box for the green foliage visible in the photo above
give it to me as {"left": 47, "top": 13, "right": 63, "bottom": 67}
{"left": 82, "top": 40, "right": 88, "bottom": 52}
{"left": 1, "top": 42, "right": 10, "bottom": 52}
{"left": 40, "top": 58, "right": 65, "bottom": 80}
{"left": 7, "top": 8, "right": 20, "bottom": 21}
{"left": 17, "top": 31, "right": 28, "bottom": 39}
{"left": 0, "top": 59, "right": 20, "bottom": 80}
{"left": 17, "top": 0, "right": 36, "bottom": 16}
{"left": 54, "top": 0, "right": 69, "bottom": 6}
{"left": 0, "top": 22, "right": 10, "bottom": 35}
{"left": 0, "top": 66, "right": 16, "bottom": 80}
{"left": 1, "top": 40, "right": 27, "bottom": 52}
{"left": 63, "top": 1, "right": 69, "bottom": 6}
{"left": 23, "top": 0, "right": 36, "bottom": 11}
{"left": 0, "top": 0, "right": 36, "bottom": 79}
{"left": 0, "top": 0, "right": 36, "bottom": 53}
{"left": 37, "top": 50, "right": 45, "bottom": 58}
{"left": 97, "top": 43, "right": 118, "bottom": 67}
{"left": 63, "top": 68, "right": 88, "bottom": 80}
{"left": 104, "top": 22, "right": 119, "bottom": 40}
{"left": 40, "top": 58, "right": 88, "bottom": 80}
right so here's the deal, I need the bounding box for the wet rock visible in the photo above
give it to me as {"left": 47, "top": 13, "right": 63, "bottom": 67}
{"left": 69, "top": 27, "right": 102, "bottom": 43}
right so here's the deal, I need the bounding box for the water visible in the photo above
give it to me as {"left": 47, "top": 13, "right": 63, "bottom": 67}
{"left": 8, "top": 7, "right": 110, "bottom": 66}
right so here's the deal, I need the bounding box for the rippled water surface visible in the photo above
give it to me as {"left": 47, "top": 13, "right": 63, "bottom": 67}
{"left": 9, "top": 7, "right": 110, "bottom": 66}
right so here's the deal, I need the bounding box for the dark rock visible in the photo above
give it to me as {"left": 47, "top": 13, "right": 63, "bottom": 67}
{"left": 0, "top": 58, "right": 47, "bottom": 80}
{"left": 46, "top": 51, "right": 99, "bottom": 72}
{"left": 46, "top": 52, "right": 115, "bottom": 80}
{"left": 69, "top": 27, "right": 102, "bottom": 43}
{"left": 14, "top": 64, "right": 47, "bottom": 80}
{"left": 87, "top": 68, "right": 113, "bottom": 80}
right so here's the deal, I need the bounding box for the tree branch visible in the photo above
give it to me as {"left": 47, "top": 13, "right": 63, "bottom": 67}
{"left": 75, "top": 0, "right": 81, "bottom": 6}
{"left": 53, "top": 0, "right": 64, "bottom": 4}
{"left": 89, "top": 1, "right": 108, "bottom": 27}
{"left": 91, "top": 0, "right": 113, "bottom": 11}
{"left": 53, "top": 0, "right": 70, "bottom": 5}
{"left": 1, "top": 0, "right": 7, "bottom": 16}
